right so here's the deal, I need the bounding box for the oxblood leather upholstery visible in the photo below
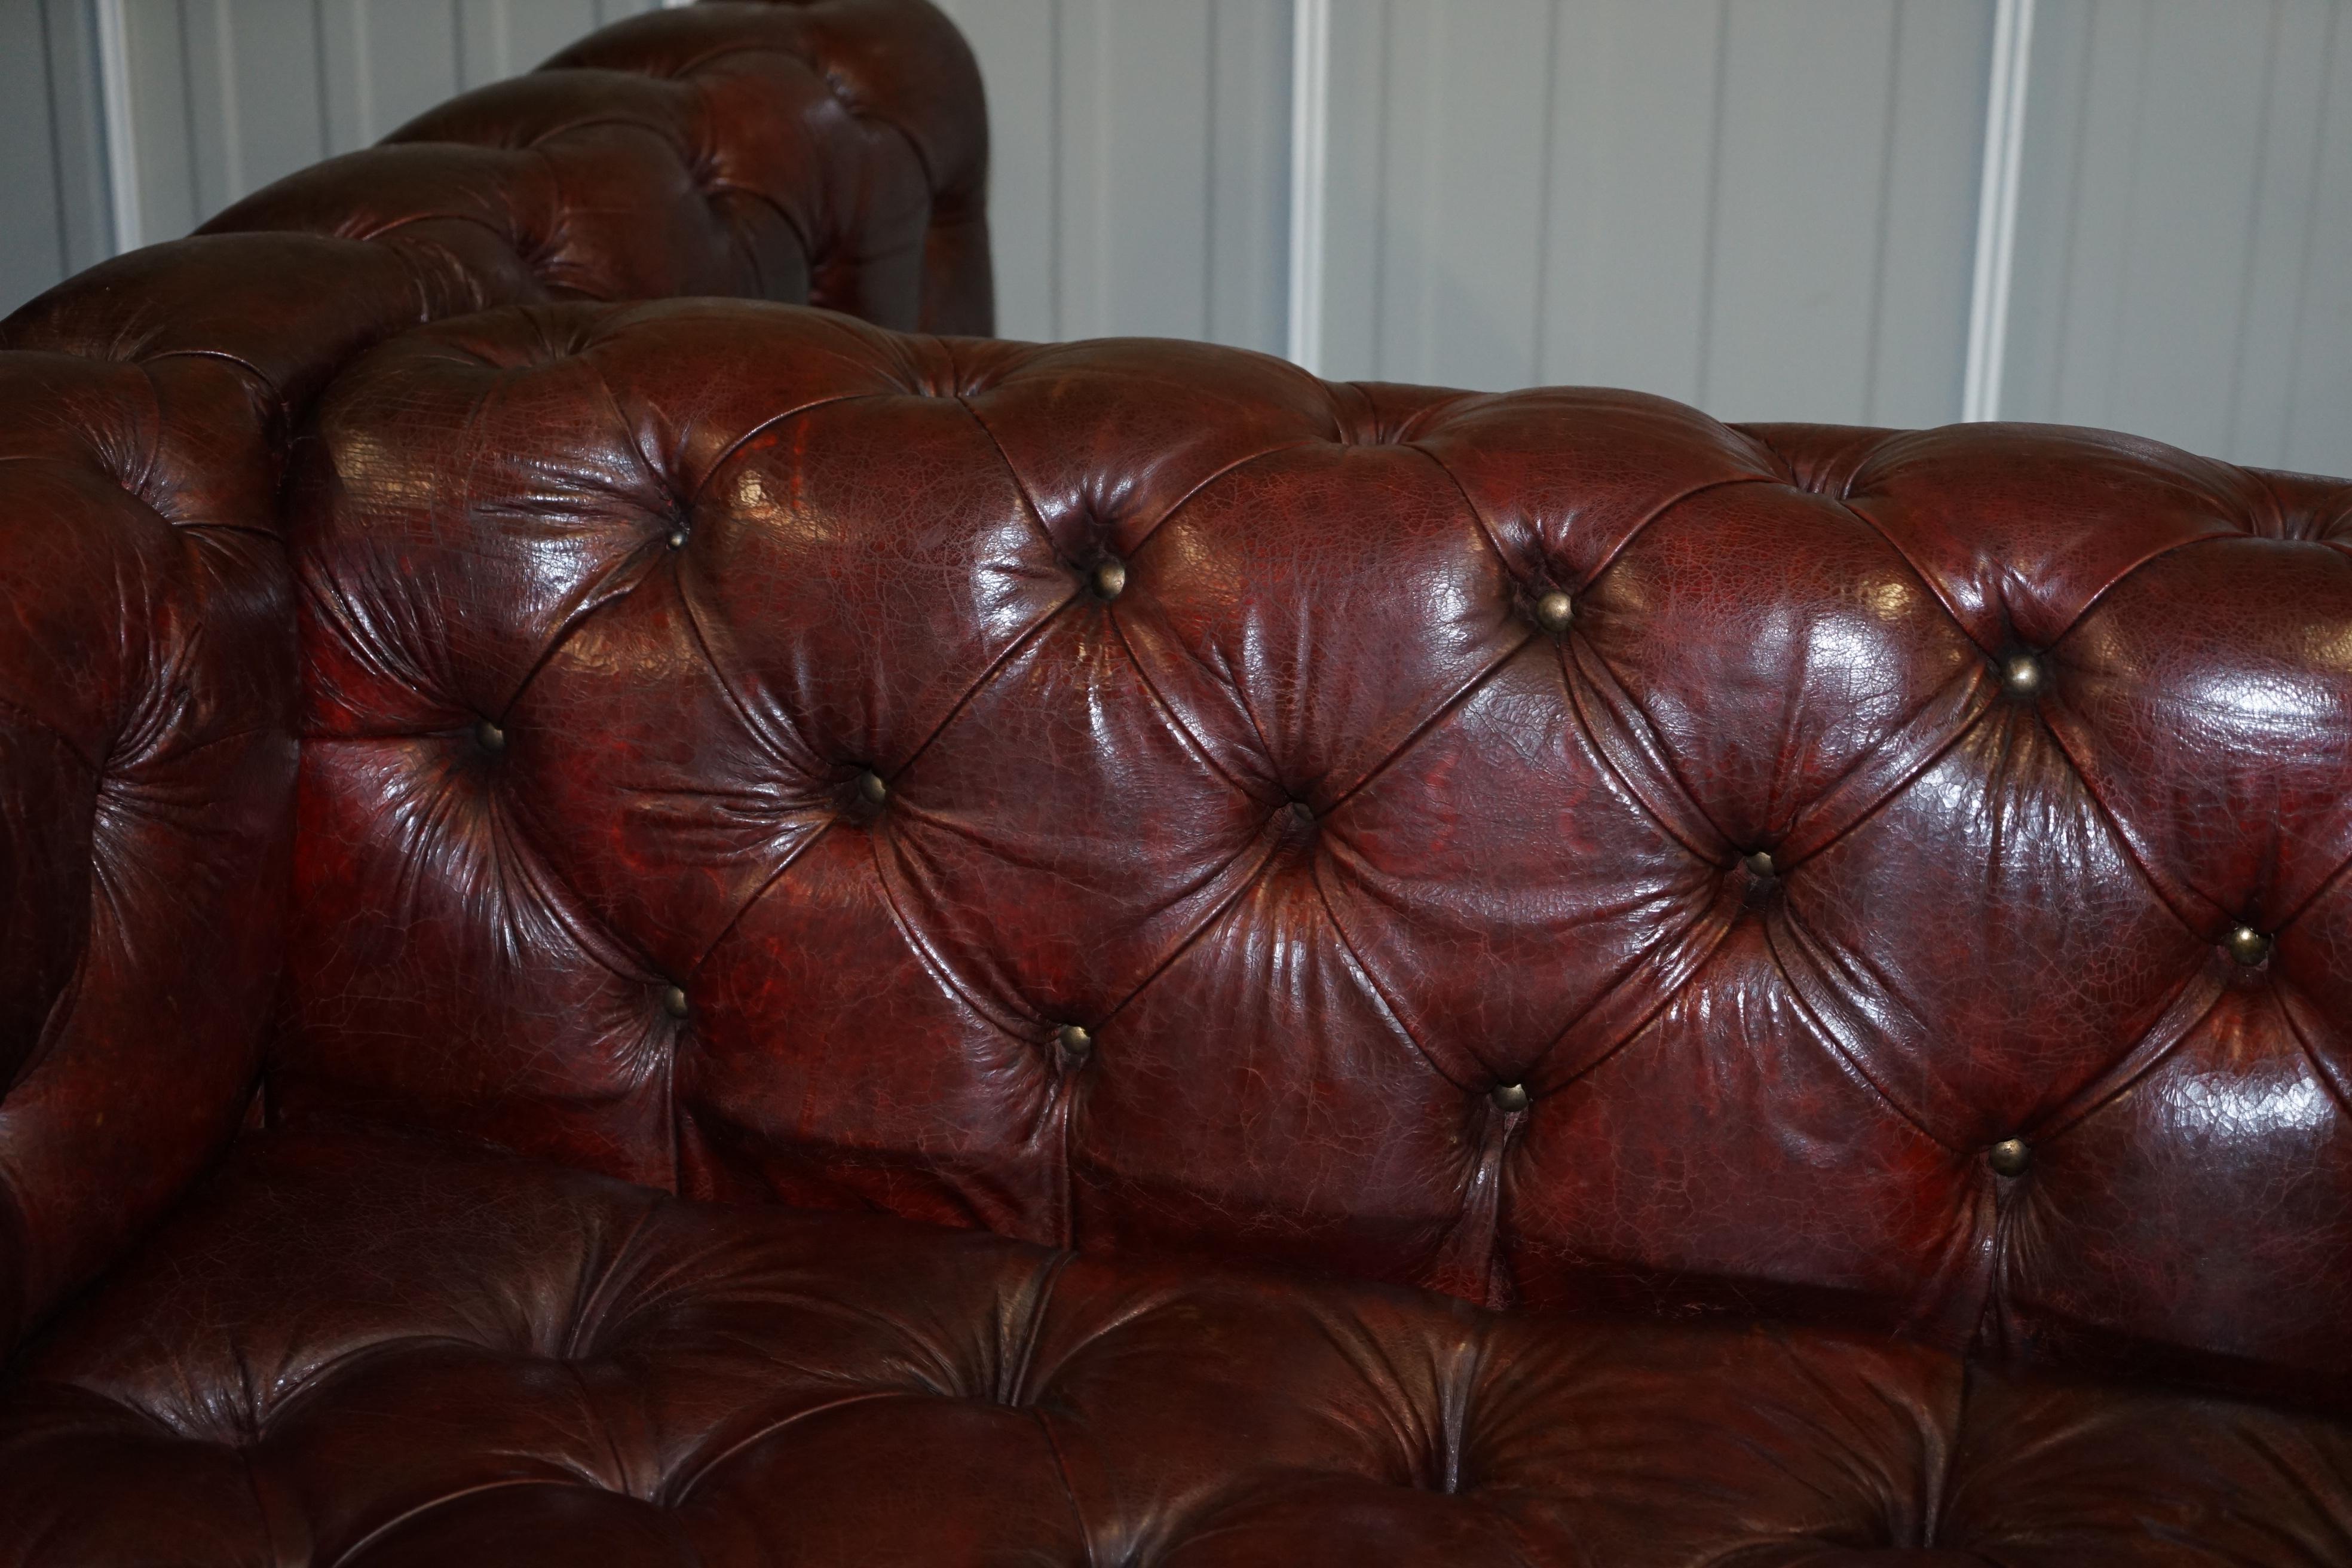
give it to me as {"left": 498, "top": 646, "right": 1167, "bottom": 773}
{"left": 5, "top": 1119, "right": 2348, "bottom": 1566}
{"left": 0, "top": 352, "right": 292, "bottom": 1356}
{"left": 6, "top": 27, "right": 2352, "bottom": 1560}
{"left": 5, "top": 0, "right": 990, "bottom": 373}
{"left": 0, "top": 0, "right": 985, "bottom": 1361}
{"left": 277, "top": 302, "right": 2352, "bottom": 1420}
{"left": 13, "top": 297, "right": 2333, "bottom": 1561}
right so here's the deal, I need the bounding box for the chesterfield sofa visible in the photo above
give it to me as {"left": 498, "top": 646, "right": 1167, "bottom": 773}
{"left": 8, "top": 8, "right": 2352, "bottom": 1568}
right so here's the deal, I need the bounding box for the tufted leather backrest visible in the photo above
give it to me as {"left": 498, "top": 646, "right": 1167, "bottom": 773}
{"left": 287, "top": 299, "right": 2352, "bottom": 1410}
{"left": 0, "top": 0, "right": 987, "bottom": 1357}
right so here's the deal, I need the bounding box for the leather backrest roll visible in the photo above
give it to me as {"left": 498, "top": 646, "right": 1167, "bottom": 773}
{"left": 286, "top": 298, "right": 2352, "bottom": 1408}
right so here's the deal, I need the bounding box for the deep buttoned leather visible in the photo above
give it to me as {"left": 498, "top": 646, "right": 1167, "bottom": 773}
{"left": 5, "top": 1120, "right": 2347, "bottom": 1566}
{"left": 278, "top": 301, "right": 2352, "bottom": 1421}
{"left": 8, "top": 5, "right": 2352, "bottom": 1554}
{"left": 0, "top": 0, "right": 985, "bottom": 1361}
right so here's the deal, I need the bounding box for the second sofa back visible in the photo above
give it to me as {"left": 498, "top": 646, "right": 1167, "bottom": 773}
{"left": 0, "top": 0, "right": 990, "bottom": 1358}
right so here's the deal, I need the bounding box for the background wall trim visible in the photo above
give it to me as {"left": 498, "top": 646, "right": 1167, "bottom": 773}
{"left": 1964, "top": 0, "right": 2036, "bottom": 421}
{"left": 1285, "top": 0, "right": 1330, "bottom": 372}
{"left": 94, "top": 0, "right": 139, "bottom": 253}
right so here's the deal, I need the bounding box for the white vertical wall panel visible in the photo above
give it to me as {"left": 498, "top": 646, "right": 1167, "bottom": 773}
{"left": 1316, "top": 0, "right": 1994, "bottom": 424}
{"left": 2004, "top": 0, "right": 2351, "bottom": 472}
{"left": 1, "top": 0, "right": 115, "bottom": 314}
{"left": 1314, "top": 0, "right": 1386, "bottom": 381}
{"left": 1704, "top": 0, "right": 1904, "bottom": 423}
{"left": 47, "top": 0, "right": 2352, "bottom": 473}
{"left": 115, "top": 0, "right": 665, "bottom": 245}
{"left": 316, "top": 1, "right": 461, "bottom": 151}
{"left": 930, "top": 0, "right": 1058, "bottom": 338}
{"left": 1876, "top": 0, "right": 2003, "bottom": 427}
{"left": 119, "top": 0, "right": 203, "bottom": 241}
{"left": 1207, "top": 0, "right": 1293, "bottom": 354}
{"left": 2288, "top": 9, "right": 2352, "bottom": 472}
{"left": 179, "top": 0, "right": 330, "bottom": 220}
{"left": 1056, "top": 1, "right": 1217, "bottom": 339}
{"left": 1536, "top": 0, "right": 1723, "bottom": 404}
{"left": 937, "top": 0, "right": 1292, "bottom": 350}
{"left": 1371, "top": 0, "right": 1555, "bottom": 390}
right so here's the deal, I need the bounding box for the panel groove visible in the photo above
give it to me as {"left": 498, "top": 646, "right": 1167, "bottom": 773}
{"left": 1201, "top": 0, "right": 1218, "bottom": 336}
{"left": 2096, "top": 8, "right": 2157, "bottom": 424}
{"left": 1861, "top": 1, "right": 1905, "bottom": 418}
{"left": 1051, "top": 0, "right": 1064, "bottom": 339}
{"left": 1286, "top": 0, "right": 1329, "bottom": 369}
{"left": 39, "top": 1, "right": 72, "bottom": 277}
{"left": 2225, "top": 1, "right": 2287, "bottom": 453}
{"left": 1527, "top": 0, "right": 1562, "bottom": 381}
{"left": 1692, "top": 0, "right": 1730, "bottom": 407}
{"left": 2283, "top": 1, "right": 2342, "bottom": 464}
{"left": 1369, "top": 0, "right": 1393, "bottom": 379}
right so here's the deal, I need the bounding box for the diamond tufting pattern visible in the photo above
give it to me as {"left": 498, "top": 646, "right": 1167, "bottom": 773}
{"left": 277, "top": 301, "right": 2352, "bottom": 1417}
{"left": 0, "top": 0, "right": 988, "bottom": 1363}
{"left": 5, "top": 1120, "right": 2349, "bottom": 1567}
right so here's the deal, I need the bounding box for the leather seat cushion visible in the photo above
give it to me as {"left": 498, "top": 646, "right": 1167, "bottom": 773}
{"left": 2, "top": 1123, "right": 2345, "bottom": 1567}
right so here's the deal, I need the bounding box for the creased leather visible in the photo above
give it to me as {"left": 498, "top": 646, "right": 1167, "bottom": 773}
{"left": 0, "top": 0, "right": 987, "bottom": 1359}
{"left": 5, "top": 1122, "right": 2347, "bottom": 1567}
{"left": 283, "top": 301, "right": 2352, "bottom": 1417}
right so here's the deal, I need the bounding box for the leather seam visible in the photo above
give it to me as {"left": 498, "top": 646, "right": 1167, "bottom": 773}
{"left": 1325, "top": 630, "right": 1536, "bottom": 816}
{"left": 1093, "top": 829, "right": 1287, "bottom": 1033}
{"left": 1524, "top": 892, "right": 1741, "bottom": 1097}
{"left": 661, "top": 1389, "right": 909, "bottom": 1505}
{"left": 1107, "top": 610, "right": 1261, "bottom": 801}
{"left": 0, "top": 690, "right": 100, "bottom": 777}
{"left": 1762, "top": 907, "right": 1955, "bottom": 1152}
{"left": 1308, "top": 857, "right": 1461, "bottom": 1089}
{"left": 1031, "top": 1406, "right": 1100, "bottom": 1568}
{"left": 2273, "top": 992, "right": 2352, "bottom": 1120}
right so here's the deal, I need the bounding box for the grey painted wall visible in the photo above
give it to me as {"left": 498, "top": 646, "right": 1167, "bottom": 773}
{"left": 2004, "top": 0, "right": 2351, "bottom": 475}
{"left": 5, "top": 0, "right": 2349, "bottom": 473}
{"left": 933, "top": 0, "right": 1294, "bottom": 353}
{"left": 0, "top": 0, "right": 115, "bottom": 316}
{"left": 1315, "top": 0, "right": 1996, "bottom": 430}
{"left": 1307, "top": 0, "right": 2348, "bottom": 468}
{"left": 117, "top": 0, "right": 669, "bottom": 244}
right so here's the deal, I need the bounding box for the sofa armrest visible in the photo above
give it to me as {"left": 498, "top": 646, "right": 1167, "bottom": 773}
{"left": 0, "top": 353, "right": 295, "bottom": 1356}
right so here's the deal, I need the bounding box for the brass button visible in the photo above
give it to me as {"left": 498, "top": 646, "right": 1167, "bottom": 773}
{"left": 666, "top": 527, "right": 690, "bottom": 550}
{"left": 2226, "top": 926, "right": 2272, "bottom": 966}
{"left": 1058, "top": 1024, "right": 1094, "bottom": 1061}
{"left": 1742, "top": 850, "right": 1776, "bottom": 879}
{"left": 858, "top": 770, "right": 889, "bottom": 806}
{"left": 2000, "top": 653, "right": 2044, "bottom": 697}
{"left": 1092, "top": 559, "right": 1128, "bottom": 601}
{"left": 1987, "top": 1138, "right": 2030, "bottom": 1178}
{"left": 1533, "top": 590, "right": 1574, "bottom": 635}
{"left": 1491, "top": 1082, "right": 1530, "bottom": 1113}
{"left": 662, "top": 985, "right": 690, "bottom": 1019}
{"left": 475, "top": 719, "right": 507, "bottom": 753}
